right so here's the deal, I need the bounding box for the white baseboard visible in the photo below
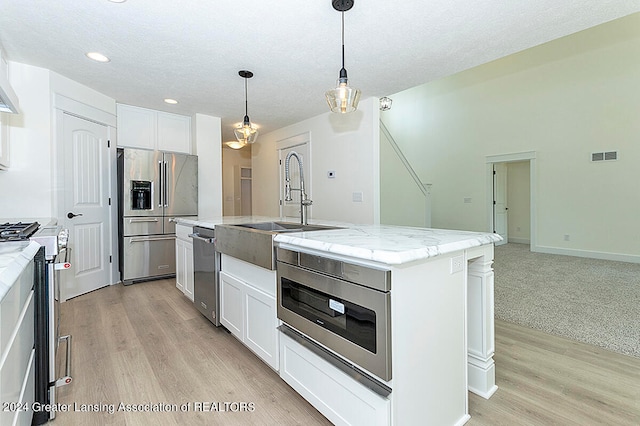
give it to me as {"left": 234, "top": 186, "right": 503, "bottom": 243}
{"left": 507, "top": 237, "right": 530, "bottom": 245}
{"left": 532, "top": 245, "right": 640, "bottom": 264}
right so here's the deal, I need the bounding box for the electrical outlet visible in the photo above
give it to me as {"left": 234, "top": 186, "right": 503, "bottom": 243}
{"left": 352, "top": 192, "right": 363, "bottom": 202}
{"left": 450, "top": 255, "right": 464, "bottom": 274}
{"left": 564, "top": 234, "right": 570, "bottom": 241}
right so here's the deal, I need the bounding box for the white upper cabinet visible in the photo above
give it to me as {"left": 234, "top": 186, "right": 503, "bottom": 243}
{"left": 157, "top": 112, "right": 191, "bottom": 153}
{"left": 0, "top": 112, "right": 8, "bottom": 170}
{"left": 117, "top": 104, "right": 192, "bottom": 153}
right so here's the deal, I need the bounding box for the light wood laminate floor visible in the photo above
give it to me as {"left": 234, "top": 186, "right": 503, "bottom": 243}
{"left": 55, "top": 279, "right": 640, "bottom": 425}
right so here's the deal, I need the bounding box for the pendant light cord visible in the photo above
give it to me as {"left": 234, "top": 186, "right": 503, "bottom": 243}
{"left": 244, "top": 77, "right": 249, "bottom": 116}
{"left": 341, "top": 11, "right": 345, "bottom": 70}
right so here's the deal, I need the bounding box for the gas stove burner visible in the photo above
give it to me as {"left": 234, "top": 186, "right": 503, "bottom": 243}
{"left": 0, "top": 221, "right": 41, "bottom": 241}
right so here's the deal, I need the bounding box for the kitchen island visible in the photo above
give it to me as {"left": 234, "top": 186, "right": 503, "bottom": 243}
{"left": 175, "top": 217, "right": 500, "bottom": 425}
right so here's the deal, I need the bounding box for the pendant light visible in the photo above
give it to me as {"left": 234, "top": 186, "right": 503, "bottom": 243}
{"left": 325, "top": 0, "right": 361, "bottom": 114}
{"left": 234, "top": 70, "right": 259, "bottom": 144}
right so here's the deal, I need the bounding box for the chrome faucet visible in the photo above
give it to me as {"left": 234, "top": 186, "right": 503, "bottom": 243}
{"left": 284, "top": 151, "right": 313, "bottom": 225}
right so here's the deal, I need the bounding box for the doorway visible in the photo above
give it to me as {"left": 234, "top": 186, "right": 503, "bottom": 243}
{"left": 486, "top": 152, "right": 536, "bottom": 249}
{"left": 238, "top": 166, "right": 252, "bottom": 216}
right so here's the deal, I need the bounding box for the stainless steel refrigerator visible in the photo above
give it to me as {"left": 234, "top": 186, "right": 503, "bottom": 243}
{"left": 117, "top": 148, "right": 198, "bottom": 284}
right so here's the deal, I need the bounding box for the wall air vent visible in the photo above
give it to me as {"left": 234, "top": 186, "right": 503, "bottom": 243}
{"left": 591, "top": 151, "right": 618, "bottom": 162}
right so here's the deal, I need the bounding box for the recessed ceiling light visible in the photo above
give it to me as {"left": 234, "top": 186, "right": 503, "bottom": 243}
{"left": 86, "top": 52, "right": 110, "bottom": 63}
{"left": 108, "top": 0, "right": 127, "bottom": 3}
{"left": 164, "top": 98, "right": 178, "bottom": 105}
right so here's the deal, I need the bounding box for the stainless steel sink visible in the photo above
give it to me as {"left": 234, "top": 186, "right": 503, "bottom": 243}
{"left": 215, "top": 221, "right": 341, "bottom": 270}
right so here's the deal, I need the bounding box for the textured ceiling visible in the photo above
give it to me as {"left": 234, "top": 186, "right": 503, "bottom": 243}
{"left": 1, "top": 1, "right": 639, "bottom": 143}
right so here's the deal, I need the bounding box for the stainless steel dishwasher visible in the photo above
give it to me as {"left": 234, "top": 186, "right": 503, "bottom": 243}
{"left": 190, "top": 226, "right": 221, "bottom": 326}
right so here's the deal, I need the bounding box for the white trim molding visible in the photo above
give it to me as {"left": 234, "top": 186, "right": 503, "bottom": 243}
{"left": 485, "top": 151, "right": 537, "bottom": 250}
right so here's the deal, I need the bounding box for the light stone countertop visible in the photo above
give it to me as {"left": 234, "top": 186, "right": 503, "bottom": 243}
{"left": 174, "top": 216, "right": 502, "bottom": 266}
{"left": 0, "top": 240, "right": 41, "bottom": 301}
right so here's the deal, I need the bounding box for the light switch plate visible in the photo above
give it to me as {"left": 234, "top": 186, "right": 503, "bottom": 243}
{"left": 352, "top": 192, "right": 363, "bottom": 202}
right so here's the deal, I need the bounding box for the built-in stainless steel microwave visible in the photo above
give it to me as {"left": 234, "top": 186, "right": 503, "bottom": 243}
{"left": 276, "top": 248, "right": 392, "bottom": 382}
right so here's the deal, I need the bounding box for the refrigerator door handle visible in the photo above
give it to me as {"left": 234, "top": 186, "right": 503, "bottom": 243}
{"left": 158, "top": 160, "right": 164, "bottom": 207}
{"left": 164, "top": 161, "right": 169, "bottom": 208}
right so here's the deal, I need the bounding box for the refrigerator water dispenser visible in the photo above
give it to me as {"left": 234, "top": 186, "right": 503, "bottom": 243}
{"left": 131, "top": 180, "right": 152, "bottom": 210}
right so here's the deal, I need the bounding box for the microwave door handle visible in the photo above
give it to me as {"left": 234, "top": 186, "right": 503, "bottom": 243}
{"left": 158, "top": 160, "right": 163, "bottom": 207}
{"left": 164, "top": 161, "right": 169, "bottom": 208}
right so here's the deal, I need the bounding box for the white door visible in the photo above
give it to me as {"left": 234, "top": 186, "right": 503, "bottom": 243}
{"left": 493, "top": 162, "right": 508, "bottom": 246}
{"left": 279, "top": 142, "right": 310, "bottom": 221}
{"left": 62, "top": 113, "right": 111, "bottom": 300}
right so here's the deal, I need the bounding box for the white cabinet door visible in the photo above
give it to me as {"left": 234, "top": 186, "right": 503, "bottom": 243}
{"left": 219, "top": 271, "right": 244, "bottom": 339}
{"left": 175, "top": 225, "right": 194, "bottom": 301}
{"left": 117, "top": 104, "right": 191, "bottom": 153}
{"left": 279, "top": 332, "right": 391, "bottom": 426}
{"left": 219, "top": 267, "right": 279, "bottom": 370}
{"left": 158, "top": 111, "right": 191, "bottom": 153}
{"left": 116, "top": 104, "right": 155, "bottom": 149}
{"left": 175, "top": 238, "right": 186, "bottom": 293}
{"left": 244, "top": 284, "right": 278, "bottom": 370}
{"left": 183, "top": 242, "right": 194, "bottom": 301}
{"left": 0, "top": 111, "right": 9, "bottom": 170}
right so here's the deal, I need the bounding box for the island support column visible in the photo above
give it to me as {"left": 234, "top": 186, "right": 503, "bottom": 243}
{"left": 466, "top": 245, "right": 498, "bottom": 398}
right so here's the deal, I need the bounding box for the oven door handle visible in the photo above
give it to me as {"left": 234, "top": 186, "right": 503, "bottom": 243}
{"left": 55, "top": 334, "right": 73, "bottom": 387}
{"left": 54, "top": 247, "right": 72, "bottom": 270}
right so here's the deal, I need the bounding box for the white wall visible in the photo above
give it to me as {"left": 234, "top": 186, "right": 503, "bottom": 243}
{"left": 381, "top": 14, "right": 640, "bottom": 262}
{"left": 195, "top": 113, "right": 223, "bottom": 218}
{"left": 380, "top": 125, "right": 428, "bottom": 227}
{"left": 252, "top": 97, "right": 379, "bottom": 224}
{"left": 0, "top": 62, "right": 117, "bottom": 219}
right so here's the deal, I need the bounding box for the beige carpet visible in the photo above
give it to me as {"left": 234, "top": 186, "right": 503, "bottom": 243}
{"left": 493, "top": 243, "right": 640, "bottom": 358}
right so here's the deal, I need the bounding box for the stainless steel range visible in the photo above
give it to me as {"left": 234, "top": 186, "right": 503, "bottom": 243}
{"left": 0, "top": 220, "right": 73, "bottom": 424}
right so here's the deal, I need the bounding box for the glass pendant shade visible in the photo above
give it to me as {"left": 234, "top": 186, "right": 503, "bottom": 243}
{"left": 225, "top": 140, "right": 247, "bottom": 149}
{"left": 234, "top": 115, "right": 259, "bottom": 144}
{"left": 326, "top": 76, "right": 361, "bottom": 114}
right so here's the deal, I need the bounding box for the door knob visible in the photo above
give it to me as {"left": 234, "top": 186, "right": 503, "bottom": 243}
{"left": 67, "top": 212, "right": 83, "bottom": 219}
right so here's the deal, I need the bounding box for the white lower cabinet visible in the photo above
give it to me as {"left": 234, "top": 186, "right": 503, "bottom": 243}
{"left": 0, "top": 243, "right": 39, "bottom": 426}
{"left": 219, "top": 257, "right": 279, "bottom": 371}
{"left": 279, "top": 332, "right": 391, "bottom": 426}
{"left": 243, "top": 283, "right": 278, "bottom": 368}
{"left": 175, "top": 224, "right": 194, "bottom": 301}
{"left": 0, "top": 111, "right": 9, "bottom": 170}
